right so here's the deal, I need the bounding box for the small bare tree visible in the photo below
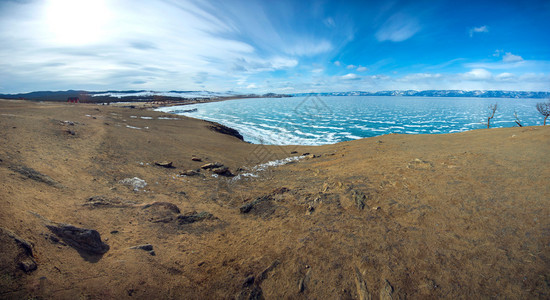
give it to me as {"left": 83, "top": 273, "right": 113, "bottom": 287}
{"left": 536, "top": 101, "right": 550, "bottom": 125}
{"left": 487, "top": 103, "right": 498, "bottom": 128}
{"left": 513, "top": 111, "right": 523, "bottom": 127}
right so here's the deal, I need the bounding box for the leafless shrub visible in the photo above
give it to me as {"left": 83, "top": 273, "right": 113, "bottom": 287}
{"left": 487, "top": 103, "right": 498, "bottom": 128}
{"left": 513, "top": 111, "right": 523, "bottom": 127}
{"left": 536, "top": 101, "right": 550, "bottom": 125}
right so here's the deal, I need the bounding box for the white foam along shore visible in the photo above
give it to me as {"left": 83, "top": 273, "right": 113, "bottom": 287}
{"left": 230, "top": 155, "right": 305, "bottom": 182}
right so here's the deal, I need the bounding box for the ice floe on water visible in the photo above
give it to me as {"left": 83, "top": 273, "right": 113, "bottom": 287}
{"left": 156, "top": 96, "right": 546, "bottom": 145}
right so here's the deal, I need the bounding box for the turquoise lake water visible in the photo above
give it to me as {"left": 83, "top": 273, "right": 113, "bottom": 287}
{"left": 156, "top": 96, "right": 548, "bottom": 145}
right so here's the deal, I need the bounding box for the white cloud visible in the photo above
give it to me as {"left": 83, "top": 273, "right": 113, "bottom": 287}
{"left": 495, "top": 72, "right": 515, "bottom": 81}
{"left": 502, "top": 52, "right": 523, "bottom": 63}
{"left": 246, "top": 83, "right": 257, "bottom": 89}
{"left": 375, "top": 13, "right": 421, "bottom": 42}
{"left": 334, "top": 61, "right": 341, "bottom": 66}
{"left": 462, "top": 69, "right": 492, "bottom": 80}
{"left": 347, "top": 64, "right": 356, "bottom": 69}
{"left": 469, "top": 25, "right": 489, "bottom": 37}
{"left": 341, "top": 73, "right": 360, "bottom": 80}
{"left": 357, "top": 66, "right": 367, "bottom": 72}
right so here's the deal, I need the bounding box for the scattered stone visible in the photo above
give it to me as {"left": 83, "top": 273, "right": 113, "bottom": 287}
{"left": 272, "top": 187, "right": 289, "bottom": 194}
{"left": 212, "top": 166, "right": 232, "bottom": 176}
{"left": 302, "top": 152, "right": 310, "bottom": 156}
{"left": 180, "top": 169, "right": 201, "bottom": 176}
{"left": 45, "top": 224, "right": 109, "bottom": 255}
{"left": 85, "top": 195, "right": 130, "bottom": 208}
{"left": 207, "top": 122, "right": 244, "bottom": 140}
{"left": 19, "top": 260, "right": 38, "bottom": 273}
{"left": 201, "top": 162, "right": 223, "bottom": 169}
{"left": 9, "top": 165, "right": 63, "bottom": 188}
{"left": 290, "top": 151, "right": 298, "bottom": 154}
{"left": 237, "top": 260, "right": 279, "bottom": 300}
{"left": 305, "top": 204, "right": 315, "bottom": 215}
{"left": 0, "top": 227, "right": 37, "bottom": 274}
{"left": 110, "top": 230, "right": 119, "bottom": 234}
{"left": 141, "top": 202, "right": 181, "bottom": 214}
{"left": 239, "top": 195, "right": 271, "bottom": 214}
{"left": 243, "top": 275, "right": 255, "bottom": 287}
{"left": 154, "top": 161, "right": 174, "bottom": 168}
{"left": 191, "top": 157, "right": 202, "bottom": 162}
{"left": 66, "top": 129, "right": 76, "bottom": 135}
{"left": 407, "top": 158, "right": 433, "bottom": 170}
{"left": 298, "top": 266, "right": 312, "bottom": 293}
{"left": 119, "top": 177, "right": 147, "bottom": 191}
{"left": 305, "top": 154, "right": 319, "bottom": 159}
{"left": 352, "top": 190, "right": 367, "bottom": 210}
{"left": 177, "top": 211, "right": 214, "bottom": 225}
{"left": 372, "top": 206, "right": 381, "bottom": 211}
{"left": 130, "top": 244, "right": 153, "bottom": 251}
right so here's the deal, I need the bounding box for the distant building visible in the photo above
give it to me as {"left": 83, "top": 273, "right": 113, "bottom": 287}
{"left": 67, "top": 97, "right": 79, "bottom": 103}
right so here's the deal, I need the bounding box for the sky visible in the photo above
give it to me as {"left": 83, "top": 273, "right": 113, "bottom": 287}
{"left": 0, "top": 0, "right": 549, "bottom": 93}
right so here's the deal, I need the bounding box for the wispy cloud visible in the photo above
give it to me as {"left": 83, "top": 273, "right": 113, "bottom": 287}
{"left": 502, "top": 52, "right": 523, "bottom": 63}
{"left": 469, "top": 25, "right": 489, "bottom": 37}
{"left": 357, "top": 66, "right": 367, "bottom": 72}
{"left": 375, "top": 13, "right": 421, "bottom": 42}
{"left": 346, "top": 64, "right": 356, "bottom": 69}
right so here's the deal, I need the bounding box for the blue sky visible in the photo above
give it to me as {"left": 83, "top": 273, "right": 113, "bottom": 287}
{"left": 0, "top": 0, "right": 549, "bottom": 93}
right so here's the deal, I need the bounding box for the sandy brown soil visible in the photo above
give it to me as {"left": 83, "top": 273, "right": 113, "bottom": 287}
{"left": 1, "top": 99, "right": 549, "bottom": 299}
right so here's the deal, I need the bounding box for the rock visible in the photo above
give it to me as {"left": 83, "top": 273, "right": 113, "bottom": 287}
{"left": 352, "top": 190, "right": 366, "bottom": 210}
{"left": 239, "top": 195, "right": 271, "bottom": 214}
{"left": 207, "top": 122, "right": 244, "bottom": 140}
{"left": 180, "top": 169, "right": 201, "bottom": 176}
{"left": 177, "top": 211, "right": 213, "bottom": 225}
{"left": 46, "top": 224, "right": 109, "bottom": 255}
{"left": 305, "top": 204, "right": 315, "bottom": 215}
{"left": 0, "top": 227, "right": 37, "bottom": 274}
{"left": 201, "top": 162, "right": 223, "bottom": 169}
{"left": 141, "top": 201, "right": 181, "bottom": 214}
{"left": 305, "top": 154, "right": 318, "bottom": 159}
{"left": 154, "top": 161, "right": 174, "bottom": 168}
{"left": 19, "top": 260, "right": 37, "bottom": 273}
{"left": 237, "top": 260, "right": 279, "bottom": 300}
{"left": 85, "top": 195, "right": 129, "bottom": 208}
{"left": 66, "top": 129, "right": 76, "bottom": 135}
{"left": 130, "top": 244, "right": 153, "bottom": 251}
{"left": 212, "top": 166, "right": 232, "bottom": 176}
{"left": 298, "top": 266, "right": 312, "bottom": 293}
{"left": 9, "top": 165, "right": 63, "bottom": 188}
{"left": 290, "top": 151, "right": 298, "bottom": 154}
{"left": 302, "top": 152, "right": 310, "bottom": 156}
{"left": 119, "top": 177, "right": 147, "bottom": 191}
{"left": 407, "top": 158, "right": 433, "bottom": 170}
{"left": 271, "top": 187, "right": 289, "bottom": 194}
{"left": 191, "top": 157, "right": 202, "bottom": 162}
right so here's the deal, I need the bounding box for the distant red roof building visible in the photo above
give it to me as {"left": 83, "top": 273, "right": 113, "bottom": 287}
{"left": 67, "top": 97, "right": 79, "bottom": 103}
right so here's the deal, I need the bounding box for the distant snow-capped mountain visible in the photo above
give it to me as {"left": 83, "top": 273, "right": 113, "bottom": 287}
{"left": 293, "top": 90, "right": 550, "bottom": 99}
